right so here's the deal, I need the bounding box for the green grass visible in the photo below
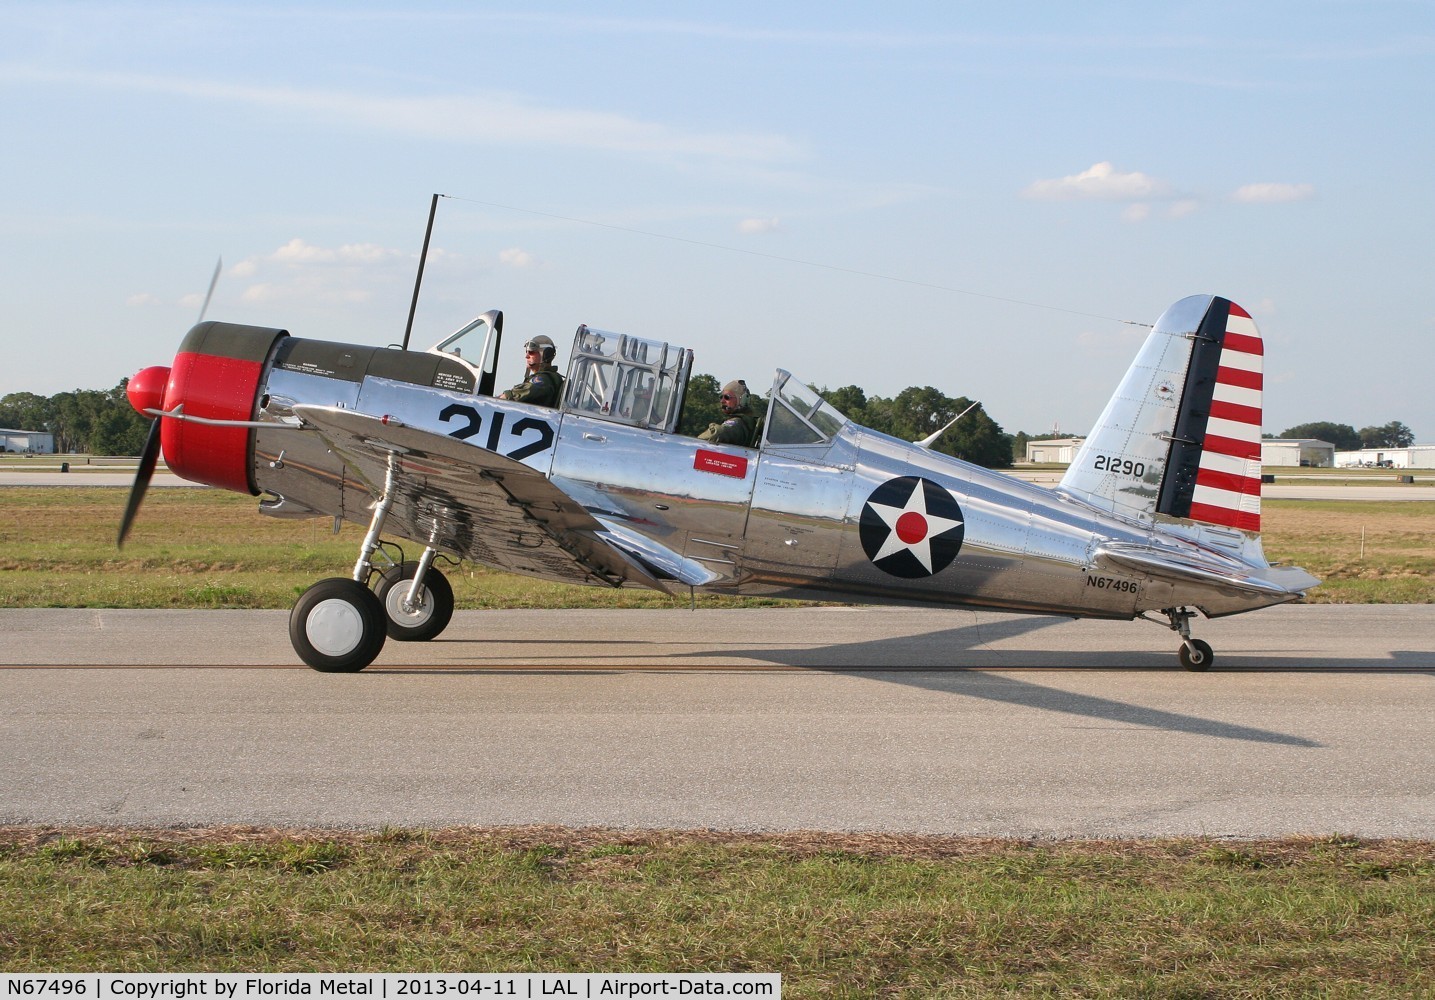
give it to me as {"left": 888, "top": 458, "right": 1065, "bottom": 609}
{"left": 2, "top": 828, "right": 1433, "bottom": 996}
{"left": 0, "top": 488, "right": 789, "bottom": 610}
{"left": 2, "top": 487, "right": 1435, "bottom": 605}
{"left": 3, "top": 489, "right": 1432, "bottom": 606}
{"left": 1258, "top": 500, "right": 1435, "bottom": 604}
{"left": 4, "top": 491, "right": 1433, "bottom": 991}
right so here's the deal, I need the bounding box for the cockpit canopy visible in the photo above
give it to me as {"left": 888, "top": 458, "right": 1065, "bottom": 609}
{"left": 764, "top": 370, "right": 848, "bottom": 447}
{"left": 562, "top": 326, "right": 694, "bottom": 434}
{"left": 423, "top": 309, "right": 851, "bottom": 450}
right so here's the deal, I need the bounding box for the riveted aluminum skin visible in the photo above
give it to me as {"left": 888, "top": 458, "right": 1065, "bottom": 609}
{"left": 228, "top": 308, "right": 1313, "bottom": 624}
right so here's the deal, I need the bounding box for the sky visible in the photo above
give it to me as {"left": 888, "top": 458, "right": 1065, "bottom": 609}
{"left": 4, "top": 2, "right": 1434, "bottom": 440}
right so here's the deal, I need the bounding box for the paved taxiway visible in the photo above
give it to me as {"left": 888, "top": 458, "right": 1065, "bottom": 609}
{"left": 3, "top": 605, "right": 1432, "bottom": 838}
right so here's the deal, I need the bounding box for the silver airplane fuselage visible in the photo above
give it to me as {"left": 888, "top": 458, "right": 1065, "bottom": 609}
{"left": 253, "top": 364, "right": 1272, "bottom": 623}
{"left": 125, "top": 296, "right": 1315, "bottom": 671}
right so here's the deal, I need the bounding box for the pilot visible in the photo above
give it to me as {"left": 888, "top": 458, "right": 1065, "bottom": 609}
{"left": 499, "top": 335, "right": 564, "bottom": 407}
{"left": 698, "top": 379, "right": 757, "bottom": 446}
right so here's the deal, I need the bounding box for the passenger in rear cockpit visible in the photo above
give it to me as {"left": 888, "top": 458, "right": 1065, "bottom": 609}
{"left": 698, "top": 379, "right": 757, "bottom": 446}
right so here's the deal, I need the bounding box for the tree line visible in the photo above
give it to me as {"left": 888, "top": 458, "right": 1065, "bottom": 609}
{"left": 1, "top": 382, "right": 150, "bottom": 455}
{"left": 1274, "top": 421, "right": 1415, "bottom": 450}
{"left": 679, "top": 375, "right": 1014, "bottom": 467}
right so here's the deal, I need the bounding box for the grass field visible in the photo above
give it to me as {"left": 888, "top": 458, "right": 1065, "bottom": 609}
{"left": 0, "top": 488, "right": 781, "bottom": 610}
{"left": 2, "top": 827, "right": 1432, "bottom": 996}
{"left": 0, "top": 487, "right": 1430, "bottom": 607}
{"left": 4, "top": 487, "right": 1432, "bottom": 990}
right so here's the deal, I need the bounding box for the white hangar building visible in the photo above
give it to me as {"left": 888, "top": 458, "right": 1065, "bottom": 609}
{"left": 1260, "top": 438, "right": 1335, "bottom": 468}
{"left": 1335, "top": 446, "right": 1435, "bottom": 469}
{"left": 1, "top": 428, "right": 54, "bottom": 453}
{"left": 1024, "top": 437, "right": 1086, "bottom": 463}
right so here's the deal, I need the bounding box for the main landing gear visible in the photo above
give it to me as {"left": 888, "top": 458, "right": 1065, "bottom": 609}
{"left": 1140, "top": 606, "right": 1214, "bottom": 671}
{"left": 288, "top": 460, "right": 456, "bottom": 672}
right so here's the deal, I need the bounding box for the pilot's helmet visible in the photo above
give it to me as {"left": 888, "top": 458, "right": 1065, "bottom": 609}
{"left": 524, "top": 335, "right": 557, "bottom": 364}
{"left": 720, "top": 379, "right": 749, "bottom": 412}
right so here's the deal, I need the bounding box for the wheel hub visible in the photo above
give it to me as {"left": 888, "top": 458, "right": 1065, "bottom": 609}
{"left": 306, "top": 598, "right": 366, "bottom": 655}
{"left": 386, "top": 586, "right": 433, "bottom": 623}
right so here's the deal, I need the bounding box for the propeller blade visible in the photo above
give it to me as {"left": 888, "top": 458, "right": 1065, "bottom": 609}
{"left": 197, "top": 256, "right": 222, "bottom": 324}
{"left": 118, "top": 418, "right": 162, "bottom": 548}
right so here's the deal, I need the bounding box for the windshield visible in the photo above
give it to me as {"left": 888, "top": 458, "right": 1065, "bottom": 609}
{"left": 427, "top": 310, "right": 502, "bottom": 394}
{"left": 764, "top": 371, "right": 848, "bottom": 447}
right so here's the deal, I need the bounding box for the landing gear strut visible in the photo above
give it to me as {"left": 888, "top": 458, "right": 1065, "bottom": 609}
{"left": 289, "top": 455, "right": 404, "bottom": 673}
{"left": 376, "top": 550, "right": 455, "bottom": 642}
{"left": 1147, "top": 606, "right": 1214, "bottom": 671}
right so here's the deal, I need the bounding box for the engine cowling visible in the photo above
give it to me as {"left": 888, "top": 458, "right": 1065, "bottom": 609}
{"left": 127, "top": 322, "right": 288, "bottom": 494}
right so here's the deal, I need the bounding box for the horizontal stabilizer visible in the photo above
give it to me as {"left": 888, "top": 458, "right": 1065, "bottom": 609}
{"left": 1094, "top": 540, "right": 1318, "bottom": 603}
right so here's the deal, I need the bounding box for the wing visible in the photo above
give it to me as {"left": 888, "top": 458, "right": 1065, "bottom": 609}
{"left": 292, "top": 404, "right": 671, "bottom": 589}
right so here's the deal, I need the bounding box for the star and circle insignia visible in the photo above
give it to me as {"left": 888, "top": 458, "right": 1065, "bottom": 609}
{"left": 858, "top": 476, "right": 966, "bottom": 578}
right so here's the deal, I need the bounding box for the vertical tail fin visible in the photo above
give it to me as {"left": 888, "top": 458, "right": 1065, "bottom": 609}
{"left": 1058, "top": 295, "right": 1264, "bottom": 532}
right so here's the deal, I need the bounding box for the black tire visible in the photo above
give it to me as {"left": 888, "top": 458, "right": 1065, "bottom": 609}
{"left": 376, "top": 561, "right": 455, "bottom": 642}
{"left": 1178, "top": 638, "right": 1214, "bottom": 672}
{"left": 289, "top": 578, "right": 386, "bottom": 672}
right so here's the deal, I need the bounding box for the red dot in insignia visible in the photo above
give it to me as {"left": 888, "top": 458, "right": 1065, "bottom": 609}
{"left": 896, "top": 511, "right": 928, "bottom": 544}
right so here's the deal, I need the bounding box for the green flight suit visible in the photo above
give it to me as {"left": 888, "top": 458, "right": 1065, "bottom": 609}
{"left": 505, "top": 365, "right": 564, "bottom": 408}
{"left": 699, "top": 409, "right": 756, "bottom": 446}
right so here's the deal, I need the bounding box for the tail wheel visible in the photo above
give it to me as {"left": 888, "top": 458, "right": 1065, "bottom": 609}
{"left": 1179, "top": 638, "right": 1214, "bottom": 672}
{"left": 376, "top": 561, "right": 455, "bottom": 642}
{"left": 289, "top": 578, "right": 387, "bottom": 672}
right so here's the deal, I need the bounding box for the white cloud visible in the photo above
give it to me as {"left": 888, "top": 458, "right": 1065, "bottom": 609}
{"left": 271, "top": 238, "right": 335, "bottom": 264}
{"left": 1022, "top": 162, "right": 1173, "bottom": 202}
{"left": 224, "top": 239, "right": 409, "bottom": 310}
{"left": 1121, "top": 204, "right": 1151, "bottom": 223}
{"left": 1232, "top": 182, "right": 1316, "bottom": 203}
{"left": 498, "top": 248, "right": 539, "bottom": 268}
{"left": 125, "top": 293, "right": 163, "bottom": 307}
{"left": 266, "top": 238, "right": 399, "bottom": 265}
{"left": 6, "top": 67, "right": 801, "bottom": 164}
{"left": 240, "top": 283, "right": 279, "bottom": 305}
{"left": 336, "top": 243, "right": 397, "bottom": 264}
{"left": 738, "top": 217, "right": 780, "bottom": 234}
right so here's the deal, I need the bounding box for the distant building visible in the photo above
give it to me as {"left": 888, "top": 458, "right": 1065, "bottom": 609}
{"left": 1024, "top": 437, "right": 1086, "bottom": 464}
{"left": 1260, "top": 438, "right": 1334, "bottom": 468}
{"left": 1334, "top": 446, "right": 1435, "bottom": 469}
{"left": 0, "top": 428, "right": 54, "bottom": 454}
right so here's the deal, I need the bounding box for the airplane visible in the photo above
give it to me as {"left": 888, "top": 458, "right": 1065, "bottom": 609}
{"left": 119, "top": 292, "right": 1318, "bottom": 673}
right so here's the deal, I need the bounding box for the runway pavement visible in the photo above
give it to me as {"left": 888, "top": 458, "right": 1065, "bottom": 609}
{"left": 3, "top": 605, "right": 1432, "bottom": 838}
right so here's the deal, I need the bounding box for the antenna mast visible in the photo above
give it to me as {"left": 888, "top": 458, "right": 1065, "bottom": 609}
{"left": 402, "top": 194, "right": 442, "bottom": 350}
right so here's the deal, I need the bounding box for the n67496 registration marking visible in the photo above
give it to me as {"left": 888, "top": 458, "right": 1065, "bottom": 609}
{"left": 1086, "top": 575, "right": 1139, "bottom": 594}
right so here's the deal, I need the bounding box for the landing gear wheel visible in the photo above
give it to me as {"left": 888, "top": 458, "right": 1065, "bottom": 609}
{"left": 376, "top": 561, "right": 455, "bottom": 642}
{"left": 1179, "top": 638, "right": 1214, "bottom": 672}
{"left": 289, "top": 578, "right": 387, "bottom": 672}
